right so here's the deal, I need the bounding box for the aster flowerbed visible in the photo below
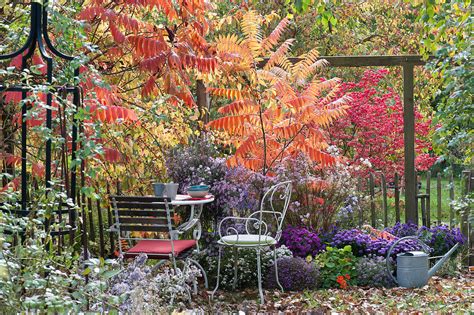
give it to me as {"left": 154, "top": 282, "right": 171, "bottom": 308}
{"left": 159, "top": 136, "right": 468, "bottom": 311}
{"left": 199, "top": 223, "right": 469, "bottom": 313}
{"left": 203, "top": 223, "right": 465, "bottom": 294}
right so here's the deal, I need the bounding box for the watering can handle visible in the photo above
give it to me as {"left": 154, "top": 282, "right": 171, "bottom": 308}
{"left": 385, "top": 236, "right": 431, "bottom": 284}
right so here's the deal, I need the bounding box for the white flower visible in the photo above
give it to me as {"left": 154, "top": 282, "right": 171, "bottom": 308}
{"left": 360, "top": 158, "right": 372, "bottom": 167}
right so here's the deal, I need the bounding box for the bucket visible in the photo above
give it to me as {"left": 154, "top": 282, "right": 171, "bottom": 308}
{"left": 152, "top": 183, "right": 166, "bottom": 197}
{"left": 164, "top": 183, "right": 179, "bottom": 200}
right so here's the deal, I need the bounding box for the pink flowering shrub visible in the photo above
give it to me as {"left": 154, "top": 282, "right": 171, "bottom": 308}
{"left": 272, "top": 154, "right": 363, "bottom": 230}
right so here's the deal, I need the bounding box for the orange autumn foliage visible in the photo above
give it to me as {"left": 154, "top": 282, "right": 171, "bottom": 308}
{"left": 78, "top": 0, "right": 217, "bottom": 107}
{"left": 207, "top": 11, "right": 349, "bottom": 175}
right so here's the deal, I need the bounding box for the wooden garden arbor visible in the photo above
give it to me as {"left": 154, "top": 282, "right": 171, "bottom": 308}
{"left": 198, "top": 55, "right": 428, "bottom": 224}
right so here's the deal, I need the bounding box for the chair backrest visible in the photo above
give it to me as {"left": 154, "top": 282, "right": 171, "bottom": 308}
{"left": 248, "top": 180, "right": 292, "bottom": 241}
{"left": 109, "top": 195, "right": 173, "bottom": 239}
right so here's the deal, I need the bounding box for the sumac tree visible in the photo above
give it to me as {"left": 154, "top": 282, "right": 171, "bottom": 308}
{"left": 207, "top": 11, "right": 348, "bottom": 176}
{"left": 78, "top": 0, "right": 218, "bottom": 107}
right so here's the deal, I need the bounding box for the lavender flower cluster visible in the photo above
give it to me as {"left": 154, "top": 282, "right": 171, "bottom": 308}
{"left": 355, "top": 255, "right": 396, "bottom": 288}
{"left": 107, "top": 253, "right": 201, "bottom": 313}
{"left": 128, "top": 265, "right": 201, "bottom": 313}
{"left": 385, "top": 222, "right": 419, "bottom": 237}
{"left": 265, "top": 257, "right": 320, "bottom": 291}
{"left": 211, "top": 164, "right": 260, "bottom": 217}
{"left": 338, "top": 195, "right": 359, "bottom": 219}
{"left": 330, "top": 223, "right": 465, "bottom": 259}
{"left": 278, "top": 226, "right": 324, "bottom": 258}
{"left": 419, "top": 225, "right": 465, "bottom": 256}
{"left": 330, "top": 228, "right": 421, "bottom": 258}
{"left": 166, "top": 137, "right": 224, "bottom": 193}
{"left": 330, "top": 229, "right": 375, "bottom": 256}
{"left": 166, "top": 138, "right": 259, "bottom": 226}
{"left": 386, "top": 222, "right": 465, "bottom": 256}
{"left": 107, "top": 254, "right": 151, "bottom": 313}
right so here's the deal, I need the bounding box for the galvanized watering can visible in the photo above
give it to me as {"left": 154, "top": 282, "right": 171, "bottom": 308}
{"left": 386, "top": 236, "right": 460, "bottom": 288}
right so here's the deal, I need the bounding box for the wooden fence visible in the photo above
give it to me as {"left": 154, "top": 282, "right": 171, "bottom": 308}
{"left": 358, "top": 170, "right": 472, "bottom": 229}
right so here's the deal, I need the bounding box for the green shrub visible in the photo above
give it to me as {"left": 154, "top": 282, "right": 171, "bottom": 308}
{"left": 0, "top": 212, "right": 120, "bottom": 313}
{"left": 313, "top": 245, "right": 358, "bottom": 289}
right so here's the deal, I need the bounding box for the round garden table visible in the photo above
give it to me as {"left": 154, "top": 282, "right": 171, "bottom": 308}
{"left": 171, "top": 194, "right": 214, "bottom": 252}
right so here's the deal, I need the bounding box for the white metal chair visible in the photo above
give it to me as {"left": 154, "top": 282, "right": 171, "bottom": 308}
{"left": 211, "top": 181, "right": 292, "bottom": 304}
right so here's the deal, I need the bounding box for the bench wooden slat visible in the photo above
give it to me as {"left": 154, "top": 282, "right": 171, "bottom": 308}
{"left": 115, "top": 209, "right": 169, "bottom": 217}
{"left": 118, "top": 217, "right": 168, "bottom": 225}
{"left": 110, "top": 196, "right": 170, "bottom": 203}
{"left": 109, "top": 195, "right": 174, "bottom": 233}
{"left": 113, "top": 202, "right": 168, "bottom": 210}
{"left": 118, "top": 224, "right": 169, "bottom": 232}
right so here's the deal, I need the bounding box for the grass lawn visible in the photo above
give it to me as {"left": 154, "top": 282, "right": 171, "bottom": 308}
{"left": 190, "top": 274, "right": 473, "bottom": 313}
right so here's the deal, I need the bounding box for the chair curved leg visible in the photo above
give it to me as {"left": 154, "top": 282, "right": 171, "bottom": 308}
{"left": 274, "top": 246, "right": 284, "bottom": 292}
{"left": 150, "top": 259, "right": 167, "bottom": 274}
{"left": 188, "top": 258, "right": 209, "bottom": 289}
{"left": 233, "top": 246, "right": 238, "bottom": 290}
{"left": 256, "top": 248, "right": 264, "bottom": 304}
{"left": 211, "top": 246, "right": 223, "bottom": 300}
{"left": 171, "top": 253, "right": 178, "bottom": 271}
{"left": 183, "top": 260, "right": 198, "bottom": 295}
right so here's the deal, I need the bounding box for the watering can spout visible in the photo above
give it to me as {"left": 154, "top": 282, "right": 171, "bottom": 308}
{"left": 428, "top": 243, "right": 460, "bottom": 278}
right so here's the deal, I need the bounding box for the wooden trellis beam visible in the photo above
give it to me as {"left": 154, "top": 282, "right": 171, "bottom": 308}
{"left": 258, "top": 55, "right": 428, "bottom": 68}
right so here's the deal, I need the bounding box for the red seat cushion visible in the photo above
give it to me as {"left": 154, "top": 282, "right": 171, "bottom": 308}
{"left": 126, "top": 239, "right": 196, "bottom": 256}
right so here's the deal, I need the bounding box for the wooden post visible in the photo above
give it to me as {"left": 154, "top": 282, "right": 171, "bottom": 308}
{"left": 449, "top": 171, "right": 455, "bottom": 228}
{"left": 196, "top": 80, "right": 209, "bottom": 124}
{"left": 97, "top": 197, "right": 105, "bottom": 258}
{"left": 116, "top": 180, "right": 122, "bottom": 195}
{"left": 357, "top": 178, "right": 363, "bottom": 228}
{"left": 426, "top": 172, "right": 431, "bottom": 227}
{"left": 420, "top": 196, "right": 427, "bottom": 227}
{"left": 381, "top": 174, "right": 388, "bottom": 227}
{"left": 87, "top": 197, "right": 95, "bottom": 241}
{"left": 106, "top": 183, "right": 115, "bottom": 256}
{"left": 403, "top": 64, "right": 417, "bottom": 224}
{"left": 437, "top": 173, "right": 442, "bottom": 224}
{"left": 369, "top": 173, "right": 376, "bottom": 227}
{"left": 394, "top": 173, "right": 401, "bottom": 222}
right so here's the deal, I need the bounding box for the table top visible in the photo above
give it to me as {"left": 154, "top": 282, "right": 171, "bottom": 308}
{"left": 171, "top": 194, "right": 215, "bottom": 206}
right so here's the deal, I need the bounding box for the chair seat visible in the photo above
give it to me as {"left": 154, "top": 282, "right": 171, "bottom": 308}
{"left": 126, "top": 239, "right": 197, "bottom": 256}
{"left": 218, "top": 234, "right": 277, "bottom": 246}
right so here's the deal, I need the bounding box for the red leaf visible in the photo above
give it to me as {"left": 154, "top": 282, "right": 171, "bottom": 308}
{"left": 32, "top": 162, "right": 45, "bottom": 177}
{"left": 1, "top": 177, "right": 20, "bottom": 192}
{"left": 110, "top": 23, "right": 126, "bottom": 44}
{"left": 141, "top": 76, "right": 157, "bottom": 97}
{"left": 97, "top": 147, "right": 122, "bottom": 163}
{"left": 2, "top": 154, "right": 21, "bottom": 166}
